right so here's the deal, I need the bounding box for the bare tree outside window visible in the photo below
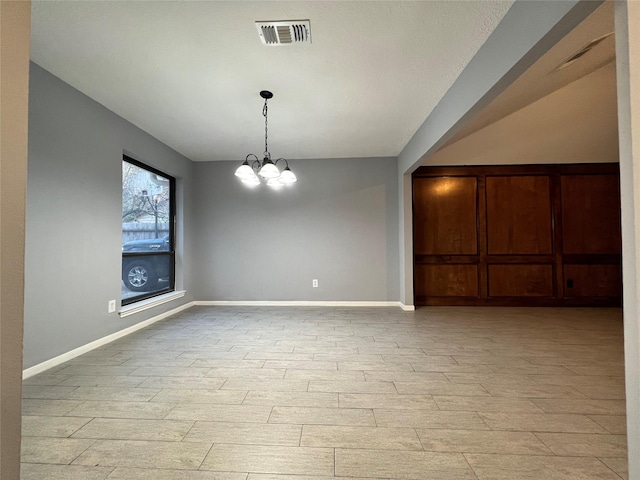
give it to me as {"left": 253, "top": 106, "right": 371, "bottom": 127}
{"left": 122, "top": 161, "right": 170, "bottom": 241}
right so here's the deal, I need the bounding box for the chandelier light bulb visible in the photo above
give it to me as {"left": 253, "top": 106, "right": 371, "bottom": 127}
{"left": 279, "top": 167, "right": 297, "bottom": 184}
{"left": 259, "top": 160, "right": 280, "bottom": 179}
{"left": 234, "top": 161, "right": 254, "bottom": 179}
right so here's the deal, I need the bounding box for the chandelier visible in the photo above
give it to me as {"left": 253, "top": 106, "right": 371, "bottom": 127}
{"left": 234, "top": 90, "right": 297, "bottom": 188}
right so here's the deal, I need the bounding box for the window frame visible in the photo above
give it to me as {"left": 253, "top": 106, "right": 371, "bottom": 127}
{"left": 122, "top": 155, "right": 176, "bottom": 306}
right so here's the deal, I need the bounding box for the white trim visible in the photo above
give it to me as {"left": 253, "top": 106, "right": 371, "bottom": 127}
{"left": 194, "top": 300, "right": 404, "bottom": 308}
{"left": 400, "top": 303, "right": 416, "bottom": 311}
{"left": 22, "top": 301, "right": 195, "bottom": 379}
{"left": 119, "top": 290, "right": 186, "bottom": 317}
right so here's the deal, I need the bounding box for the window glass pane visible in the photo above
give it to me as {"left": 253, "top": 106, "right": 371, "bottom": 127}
{"left": 122, "top": 253, "right": 172, "bottom": 300}
{"left": 122, "top": 158, "right": 174, "bottom": 304}
{"left": 122, "top": 161, "right": 171, "bottom": 244}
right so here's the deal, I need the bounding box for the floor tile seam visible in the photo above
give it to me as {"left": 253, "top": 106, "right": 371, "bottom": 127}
{"left": 190, "top": 438, "right": 217, "bottom": 472}
{"left": 300, "top": 442, "right": 425, "bottom": 452}
{"left": 63, "top": 437, "right": 98, "bottom": 465}
{"left": 478, "top": 407, "right": 604, "bottom": 417}
{"left": 530, "top": 431, "right": 564, "bottom": 457}
{"left": 266, "top": 404, "right": 276, "bottom": 423}
{"left": 64, "top": 416, "right": 95, "bottom": 438}
{"left": 459, "top": 450, "right": 482, "bottom": 479}
{"left": 478, "top": 404, "right": 626, "bottom": 420}
{"left": 479, "top": 391, "right": 592, "bottom": 399}
{"left": 412, "top": 426, "right": 427, "bottom": 452}
{"left": 22, "top": 412, "right": 92, "bottom": 420}
{"left": 73, "top": 435, "right": 197, "bottom": 444}
{"left": 159, "top": 401, "right": 181, "bottom": 420}
{"left": 61, "top": 401, "right": 91, "bottom": 417}
{"left": 531, "top": 432, "right": 626, "bottom": 458}
{"left": 466, "top": 450, "right": 630, "bottom": 463}
{"left": 238, "top": 390, "right": 250, "bottom": 405}
{"left": 333, "top": 445, "right": 469, "bottom": 459}
{"left": 21, "top": 462, "right": 117, "bottom": 478}
{"left": 586, "top": 415, "right": 627, "bottom": 434}
{"left": 176, "top": 419, "right": 198, "bottom": 442}
{"left": 391, "top": 381, "right": 399, "bottom": 395}
{"left": 596, "top": 456, "right": 629, "bottom": 480}
{"left": 534, "top": 431, "right": 629, "bottom": 439}
{"left": 471, "top": 423, "right": 612, "bottom": 435}
{"left": 22, "top": 427, "right": 96, "bottom": 441}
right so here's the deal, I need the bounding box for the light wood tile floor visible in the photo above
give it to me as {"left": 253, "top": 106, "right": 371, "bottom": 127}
{"left": 21, "top": 306, "right": 628, "bottom": 479}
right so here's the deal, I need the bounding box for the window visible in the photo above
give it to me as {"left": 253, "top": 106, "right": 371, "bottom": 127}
{"left": 122, "top": 156, "right": 175, "bottom": 305}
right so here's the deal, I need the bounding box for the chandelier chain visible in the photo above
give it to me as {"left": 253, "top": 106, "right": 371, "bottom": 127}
{"left": 263, "top": 99, "right": 269, "bottom": 157}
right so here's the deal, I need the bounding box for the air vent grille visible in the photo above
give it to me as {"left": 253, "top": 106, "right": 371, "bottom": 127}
{"left": 256, "top": 20, "right": 311, "bottom": 46}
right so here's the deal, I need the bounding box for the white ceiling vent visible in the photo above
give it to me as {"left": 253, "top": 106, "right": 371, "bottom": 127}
{"left": 256, "top": 20, "right": 311, "bottom": 46}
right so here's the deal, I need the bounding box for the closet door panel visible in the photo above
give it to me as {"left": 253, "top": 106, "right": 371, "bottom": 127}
{"left": 486, "top": 176, "right": 552, "bottom": 255}
{"left": 413, "top": 177, "right": 477, "bottom": 255}
{"left": 561, "top": 174, "right": 621, "bottom": 254}
{"left": 415, "top": 264, "right": 478, "bottom": 297}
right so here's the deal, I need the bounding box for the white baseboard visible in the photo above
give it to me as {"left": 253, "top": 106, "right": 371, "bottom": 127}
{"left": 22, "top": 301, "right": 195, "bottom": 380}
{"left": 23, "top": 299, "right": 413, "bottom": 378}
{"left": 194, "top": 300, "right": 404, "bottom": 308}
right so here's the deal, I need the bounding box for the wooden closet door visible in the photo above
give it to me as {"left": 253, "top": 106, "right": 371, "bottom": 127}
{"left": 561, "top": 174, "right": 621, "bottom": 254}
{"left": 412, "top": 164, "right": 621, "bottom": 306}
{"left": 413, "top": 177, "right": 477, "bottom": 255}
{"left": 561, "top": 174, "right": 622, "bottom": 298}
{"left": 486, "top": 176, "right": 552, "bottom": 255}
{"left": 485, "top": 175, "right": 554, "bottom": 298}
{"left": 413, "top": 177, "right": 479, "bottom": 300}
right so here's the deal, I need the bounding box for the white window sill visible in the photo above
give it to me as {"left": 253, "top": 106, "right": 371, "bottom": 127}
{"left": 119, "top": 290, "right": 186, "bottom": 317}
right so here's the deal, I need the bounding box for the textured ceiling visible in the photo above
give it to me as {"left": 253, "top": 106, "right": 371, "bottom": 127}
{"left": 30, "top": 1, "right": 514, "bottom": 162}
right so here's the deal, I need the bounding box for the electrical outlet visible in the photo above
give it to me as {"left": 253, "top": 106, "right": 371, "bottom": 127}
{"left": 108, "top": 299, "right": 116, "bottom": 313}
{"left": 312, "top": 279, "right": 318, "bottom": 288}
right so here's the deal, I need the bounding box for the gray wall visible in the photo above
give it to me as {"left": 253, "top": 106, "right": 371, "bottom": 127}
{"left": 24, "top": 63, "right": 196, "bottom": 368}
{"left": 192, "top": 158, "right": 399, "bottom": 302}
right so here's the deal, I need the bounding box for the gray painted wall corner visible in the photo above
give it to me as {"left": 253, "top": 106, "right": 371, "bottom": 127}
{"left": 24, "top": 63, "right": 196, "bottom": 368}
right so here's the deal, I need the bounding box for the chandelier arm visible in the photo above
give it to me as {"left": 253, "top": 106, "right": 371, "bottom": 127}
{"left": 274, "top": 158, "right": 289, "bottom": 169}
{"left": 245, "top": 154, "right": 261, "bottom": 172}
